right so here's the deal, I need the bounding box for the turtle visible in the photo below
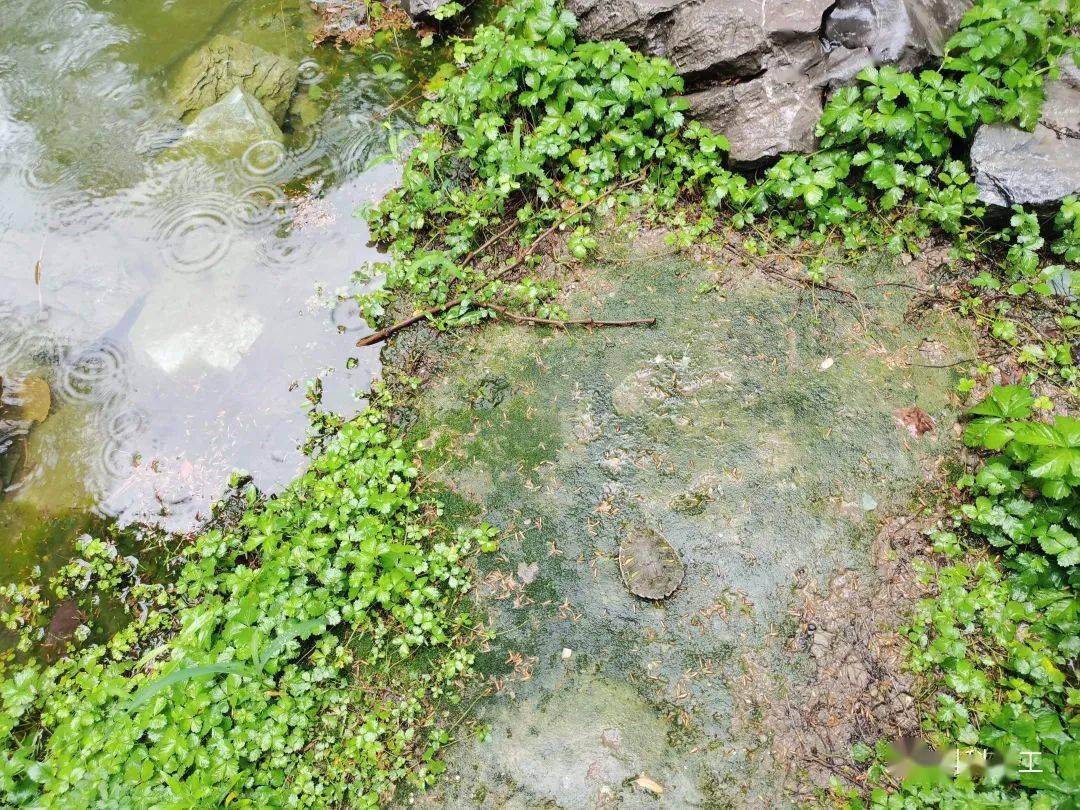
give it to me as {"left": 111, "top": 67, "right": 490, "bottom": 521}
{"left": 618, "top": 527, "right": 684, "bottom": 601}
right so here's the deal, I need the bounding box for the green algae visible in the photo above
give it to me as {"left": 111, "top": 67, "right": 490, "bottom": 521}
{"left": 404, "top": 238, "right": 976, "bottom": 806}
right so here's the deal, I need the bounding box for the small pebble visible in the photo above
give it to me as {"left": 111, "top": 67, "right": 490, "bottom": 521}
{"left": 561, "top": 647, "right": 572, "bottom": 660}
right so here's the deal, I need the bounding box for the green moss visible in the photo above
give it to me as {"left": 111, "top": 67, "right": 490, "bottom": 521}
{"left": 406, "top": 240, "right": 974, "bottom": 805}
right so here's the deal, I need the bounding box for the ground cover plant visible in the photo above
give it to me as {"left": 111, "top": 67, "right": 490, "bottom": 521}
{"left": 848, "top": 384, "right": 1079, "bottom": 807}
{"left": 0, "top": 401, "right": 498, "bottom": 807}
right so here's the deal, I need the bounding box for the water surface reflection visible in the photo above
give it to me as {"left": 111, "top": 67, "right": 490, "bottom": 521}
{"left": 0, "top": 0, "right": 415, "bottom": 574}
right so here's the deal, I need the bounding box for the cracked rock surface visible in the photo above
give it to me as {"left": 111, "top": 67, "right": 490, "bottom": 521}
{"left": 170, "top": 34, "right": 298, "bottom": 125}
{"left": 566, "top": 0, "right": 972, "bottom": 165}
{"left": 970, "top": 58, "right": 1080, "bottom": 210}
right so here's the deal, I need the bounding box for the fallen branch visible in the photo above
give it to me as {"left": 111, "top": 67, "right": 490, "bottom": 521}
{"left": 486, "top": 304, "right": 655, "bottom": 330}
{"left": 906, "top": 348, "right": 1008, "bottom": 368}
{"left": 458, "top": 216, "right": 520, "bottom": 268}
{"left": 357, "top": 173, "right": 645, "bottom": 349}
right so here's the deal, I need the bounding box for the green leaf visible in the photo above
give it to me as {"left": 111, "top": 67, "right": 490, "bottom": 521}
{"left": 968, "top": 385, "right": 1034, "bottom": 419}
{"left": 964, "top": 418, "right": 1015, "bottom": 450}
{"left": 128, "top": 662, "right": 250, "bottom": 710}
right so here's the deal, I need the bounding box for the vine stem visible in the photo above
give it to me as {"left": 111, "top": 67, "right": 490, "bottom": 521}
{"left": 357, "top": 172, "right": 647, "bottom": 348}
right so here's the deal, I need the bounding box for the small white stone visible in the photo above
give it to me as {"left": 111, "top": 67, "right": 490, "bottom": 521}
{"left": 819, "top": 357, "right": 834, "bottom": 370}
{"left": 561, "top": 647, "right": 572, "bottom": 659}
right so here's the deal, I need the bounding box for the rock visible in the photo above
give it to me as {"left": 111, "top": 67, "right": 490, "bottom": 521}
{"left": 132, "top": 272, "right": 266, "bottom": 374}
{"left": 0, "top": 420, "right": 28, "bottom": 492}
{"left": 313, "top": 0, "right": 370, "bottom": 45}
{"left": 570, "top": 0, "right": 773, "bottom": 80}
{"left": 618, "top": 526, "right": 684, "bottom": 600}
{"left": 171, "top": 35, "right": 298, "bottom": 125}
{"left": 823, "top": 0, "right": 971, "bottom": 68}
{"left": 566, "top": 0, "right": 973, "bottom": 164}
{"left": 404, "top": 0, "right": 454, "bottom": 18}
{"left": 685, "top": 69, "right": 822, "bottom": 166}
{"left": 764, "top": 0, "right": 837, "bottom": 42}
{"left": 13, "top": 376, "right": 51, "bottom": 424}
{"left": 664, "top": 4, "right": 770, "bottom": 80}
{"left": 565, "top": 0, "right": 683, "bottom": 47}
{"left": 1042, "top": 57, "right": 1080, "bottom": 138}
{"left": 970, "top": 126, "right": 1080, "bottom": 210}
{"left": 179, "top": 87, "right": 284, "bottom": 159}
{"left": 970, "top": 60, "right": 1080, "bottom": 210}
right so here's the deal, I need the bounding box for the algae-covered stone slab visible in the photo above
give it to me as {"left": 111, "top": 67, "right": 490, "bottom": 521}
{"left": 618, "top": 526, "right": 684, "bottom": 600}
{"left": 171, "top": 34, "right": 298, "bottom": 124}
{"left": 406, "top": 241, "right": 976, "bottom": 806}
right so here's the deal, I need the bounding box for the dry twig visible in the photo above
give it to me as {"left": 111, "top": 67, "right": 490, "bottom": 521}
{"left": 357, "top": 174, "right": 646, "bottom": 348}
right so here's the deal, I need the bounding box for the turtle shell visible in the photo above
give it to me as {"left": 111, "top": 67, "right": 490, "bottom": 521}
{"left": 618, "top": 527, "right": 684, "bottom": 600}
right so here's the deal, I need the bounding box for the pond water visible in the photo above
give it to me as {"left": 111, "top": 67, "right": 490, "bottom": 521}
{"left": 0, "top": 0, "right": 417, "bottom": 578}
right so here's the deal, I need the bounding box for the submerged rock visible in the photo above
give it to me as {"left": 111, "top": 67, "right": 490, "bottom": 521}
{"left": 0, "top": 420, "right": 27, "bottom": 493}
{"left": 0, "top": 376, "right": 51, "bottom": 495}
{"left": 970, "top": 59, "right": 1080, "bottom": 210}
{"left": 171, "top": 35, "right": 298, "bottom": 125}
{"left": 43, "top": 598, "right": 84, "bottom": 659}
{"left": 179, "top": 87, "right": 283, "bottom": 159}
{"left": 566, "top": 0, "right": 972, "bottom": 164}
{"left": 13, "top": 376, "right": 51, "bottom": 424}
{"left": 618, "top": 526, "right": 684, "bottom": 600}
{"left": 132, "top": 273, "right": 266, "bottom": 375}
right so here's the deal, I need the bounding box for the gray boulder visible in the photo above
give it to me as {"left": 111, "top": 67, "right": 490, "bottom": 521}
{"left": 664, "top": 4, "right": 771, "bottom": 80}
{"left": 685, "top": 69, "right": 823, "bottom": 165}
{"left": 823, "top": 0, "right": 971, "bottom": 69}
{"left": 970, "top": 60, "right": 1080, "bottom": 210}
{"left": 404, "top": 0, "right": 455, "bottom": 18}
{"left": 566, "top": 0, "right": 972, "bottom": 164}
{"left": 171, "top": 35, "right": 298, "bottom": 125}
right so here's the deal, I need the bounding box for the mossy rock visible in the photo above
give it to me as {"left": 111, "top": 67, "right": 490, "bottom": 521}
{"left": 618, "top": 527, "right": 684, "bottom": 601}
{"left": 177, "top": 87, "right": 283, "bottom": 160}
{"left": 171, "top": 34, "right": 298, "bottom": 124}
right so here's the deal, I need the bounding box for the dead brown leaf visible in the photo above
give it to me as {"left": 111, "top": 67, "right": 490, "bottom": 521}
{"left": 893, "top": 406, "right": 935, "bottom": 438}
